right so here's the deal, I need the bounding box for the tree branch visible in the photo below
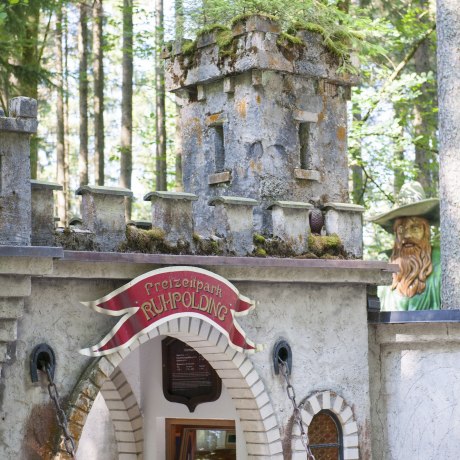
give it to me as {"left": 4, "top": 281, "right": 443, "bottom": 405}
{"left": 362, "top": 23, "right": 436, "bottom": 124}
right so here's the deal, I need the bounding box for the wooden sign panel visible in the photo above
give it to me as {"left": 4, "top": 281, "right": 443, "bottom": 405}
{"left": 162, "top": 337, "right": 222, "bottom": 412}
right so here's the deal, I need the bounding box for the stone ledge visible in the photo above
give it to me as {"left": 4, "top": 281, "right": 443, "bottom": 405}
{"left": 143, "top": 191, "right": 198, "bottom": 201}
{"left": 208, "top": 196, "right": 258, "bottom": 206}
{"left": 267, "top": 201, "right": 313, "bottom": 210}
{"left": 31, "top": 180, "right": 63, "bottom": 191}
{"left": 208, "top": 171, "right": 231, "bottom": 185}
{"left": 324, "top": 202, "right": 365, "bottom": 212}
{"left": 76, "top": 185, "right": 133, "bottom": 197}
{"left": 369, "top": 310, "right": 460, "bottom": 324}
{"left": 0, "top": 117, "right": 38, "bottom": 134}
{"left": 0, "top": 246, "right": 63, "bottom": 258}
{"left": 294, "top": 168, "right": 321, "bottom": 181}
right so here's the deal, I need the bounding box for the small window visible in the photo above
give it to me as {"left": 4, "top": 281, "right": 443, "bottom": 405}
{"left": 299, "top": 122, "right": 311, "bottom": 169}
{"left": 214, "top": 125, "right": 225, "bottom": 172}
{"left": 308, "top": 410, "right": 343, "bottom": 460}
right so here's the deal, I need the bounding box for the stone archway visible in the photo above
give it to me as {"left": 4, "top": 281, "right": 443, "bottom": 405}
{"left": 62, "top": 316, "right": 283, "bottom": 459}
{"left": 100, "top": 368, "right": 143, "bottom": 458}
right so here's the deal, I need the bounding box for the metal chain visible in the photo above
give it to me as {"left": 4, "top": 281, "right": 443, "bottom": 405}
{"left": 43, "top": 363, "right": 76, "bottom": 458}
{"left": 278, "top": 358, "right": 316, "bottom": 460}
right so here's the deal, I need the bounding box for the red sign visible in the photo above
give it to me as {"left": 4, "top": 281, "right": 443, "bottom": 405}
{"left": 79, "top": 266, "right": 262, "bottom": 357}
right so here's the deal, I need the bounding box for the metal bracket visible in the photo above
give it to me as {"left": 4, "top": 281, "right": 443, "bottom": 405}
{"left": 30, "top": 343, "right": 55, "bottom": 383}
{"left": 273, "top": 340, "right": 292, "bottom": 375}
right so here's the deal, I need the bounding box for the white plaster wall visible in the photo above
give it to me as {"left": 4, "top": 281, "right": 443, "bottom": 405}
{"left": 77, "top": 392, "right": 118, "bottom": 460}
{"left": 370, "top": 323, "right": 460, "bottom": 460}
{"left": 0, "top": 278, "right": 121, "bottom": 460}
{"left": 233, "top": 281, "right": 372, "bottom": 457}
{"left": 139, "top": 335, "right": 247, "bottom": 460}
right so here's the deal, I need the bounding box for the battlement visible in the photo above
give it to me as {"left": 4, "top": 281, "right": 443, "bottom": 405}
{"left": 0, "top": 18, "right": 364, "bottom": 259}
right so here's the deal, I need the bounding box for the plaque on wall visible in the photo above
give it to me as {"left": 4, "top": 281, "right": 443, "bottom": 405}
{"left": 162, "top": 337, "right": 222, "bottom": 412}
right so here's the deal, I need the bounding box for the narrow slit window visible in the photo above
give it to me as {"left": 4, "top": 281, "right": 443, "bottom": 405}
{"left": 214, "top": 125, "right": 225, "bottom": 172}
{"left": 308, "top": 410, "right": 343, "bottom": 460}
{"left": 299, "top": 122, "right": 311, "bottom": 169}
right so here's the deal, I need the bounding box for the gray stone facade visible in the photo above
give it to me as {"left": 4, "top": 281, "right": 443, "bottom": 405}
{"left": 164, "top": 16, "right": 356, "bottom": 238}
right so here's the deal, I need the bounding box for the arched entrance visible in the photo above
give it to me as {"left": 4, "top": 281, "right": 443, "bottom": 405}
{"left": 60, "top": 316, "right": 282, "bottom": 459}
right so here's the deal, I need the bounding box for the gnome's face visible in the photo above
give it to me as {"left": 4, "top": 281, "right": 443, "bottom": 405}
{"left": 391, "top": 217, "right": 433, "bottom": 297}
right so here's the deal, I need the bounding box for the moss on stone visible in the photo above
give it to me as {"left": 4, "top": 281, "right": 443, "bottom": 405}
{"left": 253, "top": 233, "right": 266, "bottom": 245}
{"left": 230, "top": 12, "right": 278, "bottom": 27}
{"left": 119, "top": 225, "right": 189, "bottom": 255}
{"left": 307, "top": 233, "right": 346, "bottom": 258}
{"left": 55, "top": 228, "right": 98, "bottom": 251}
{"left": 181, "top": 40, "right": 196, "bottom": 56}
{"left": 254, "top": 248, "right": 267, "bottom": 257}
{"left": 196, "top": 24, "right": 229, "bottom": 38}
{"left": 277, "top": 32, "right": 303, "bottom": 47}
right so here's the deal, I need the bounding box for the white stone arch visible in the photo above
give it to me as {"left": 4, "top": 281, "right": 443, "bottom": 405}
{"left": 100, "top": 368, "right": 143, "bottom": 459}
{"left": 66, "top": 316, "right": 283, "bottom": 459}
{"left": 292, "top": 390, "right": 359, "bottom": 460}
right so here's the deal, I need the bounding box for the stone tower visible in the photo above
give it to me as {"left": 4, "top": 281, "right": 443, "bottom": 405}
{"left": 164, "top": 15, "right": 363, "bottom": 255}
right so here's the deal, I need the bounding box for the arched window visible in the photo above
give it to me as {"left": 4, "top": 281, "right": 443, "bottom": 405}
{"left": 308, "top": 410, "right": 343, "bottom": 460}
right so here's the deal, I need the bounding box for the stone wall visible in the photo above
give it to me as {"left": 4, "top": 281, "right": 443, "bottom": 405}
{"left": 369, "top": 322, "right": 460, "bottom": 459}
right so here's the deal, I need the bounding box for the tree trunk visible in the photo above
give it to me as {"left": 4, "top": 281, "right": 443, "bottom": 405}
{"left": 174, "top": 0, "right": 184, "bottom": 191}
{"left": 56, "top": 4, "right": 66, "bottom": 225}
{"left": 413, "top": 0, "right": 434, "bottom": 194}
{"left": 78, "top": 1, "right": 89, "bottom": 186}
{"left": 93, "top": 0, "right": 105, "bottom": 186}
{"left": 64, "top": 6, "right": 70, "bottom": 220}
{"left": 155, "top": 0, "right": 167, "bottom": 191}
{"left": 437, "top": 0, "right": 460, "bottom": 309}
{"left": 120, "top": 0, "right": 134, "bottom": 219}
{"left": 18, "top": 2, "right": 40, "bottom": 179}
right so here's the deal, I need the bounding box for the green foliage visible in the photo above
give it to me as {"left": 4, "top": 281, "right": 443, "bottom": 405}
{"left": 181, "top": 0, "right": 388, "bottom": 72}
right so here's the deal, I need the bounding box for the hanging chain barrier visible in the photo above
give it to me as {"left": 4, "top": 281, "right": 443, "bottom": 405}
{"left": 42, "top": 362, "right": 76, "bottom": 459}
{"left": 278, "top": 357, "right": 316, "bottom": 460}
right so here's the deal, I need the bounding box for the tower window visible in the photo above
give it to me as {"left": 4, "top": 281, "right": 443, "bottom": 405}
{"left": 299, "top": 122, "right": 311, "bottom": 169}
{"left": 214, "top": 125, "right": 225, "bottom": 172}
{"left": 308, "top": 410, "right": 343, "bottom": 460}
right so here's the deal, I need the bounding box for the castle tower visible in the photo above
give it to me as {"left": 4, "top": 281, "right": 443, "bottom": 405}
{"left": 164, "top": 15, "right": 361, "bottom": 239}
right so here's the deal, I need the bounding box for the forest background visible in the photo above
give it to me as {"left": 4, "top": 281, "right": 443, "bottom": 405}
{"left": 0, "top": 0, "right": 438, "bottom": 259}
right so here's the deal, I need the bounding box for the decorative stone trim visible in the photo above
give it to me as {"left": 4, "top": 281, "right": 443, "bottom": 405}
{"left": 208, "top": 171, "right": 231, "bottom": 185}
{"left": 294, "top": 168, "right": 321, "bottom": 182}
{"left": 293, "top": 110, "right": 319, "bottom": 123}
{"left": 31, "top": 180, "right": 62, "bottom": 246}
{"left": 100, "top": 369, "right": 143, "bottom": 458}
{"left": 324, "top": 203, "right": 365, "bottom": 259}
{"left": 62, "top": 315, "right": 282, "bottom": 459}
{"left": 267, "top": 201, "right": 313, "bottom": 254}
{"left": 208, "top": 196, "right": 258, "bottom": 255}
{"left": 293, "top": 390, "right": 360, "bottom": 459}
{"left": 76, "top": 185, "right": 132, "bottom": 252}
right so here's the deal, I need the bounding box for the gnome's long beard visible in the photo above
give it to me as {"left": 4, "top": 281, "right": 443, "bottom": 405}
{"left": 391, "top": 240, "right": 433, "bottom": 298}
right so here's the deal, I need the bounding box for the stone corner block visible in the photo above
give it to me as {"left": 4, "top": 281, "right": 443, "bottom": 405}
{"left": 267, "top": 201, "right": 313, "bottom": 254}
{"left": 144, "top": 191, "right": 198, "bottom": 245}
{"left": 324, "top": 202, "right": 364, "bottom": 258}
{"left": 76, "top": 185, "right": 132, "bottom": 252}
{"left": 208, "top": 196, "right": 258, "bottom": 256}
{"left": 9, "top": 97, "right": 37, "bottom": 119}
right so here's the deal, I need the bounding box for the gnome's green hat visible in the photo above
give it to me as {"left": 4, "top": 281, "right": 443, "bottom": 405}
{"left": 369, "top": 181, "right": 439, "bottom": 232}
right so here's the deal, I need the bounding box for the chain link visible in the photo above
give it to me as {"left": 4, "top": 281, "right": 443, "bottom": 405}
{"left": 278, "top": 358, "right": 316, "bottom": 460}
{"left": 43, "top": 363, "right": 76, "bottom": 458}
